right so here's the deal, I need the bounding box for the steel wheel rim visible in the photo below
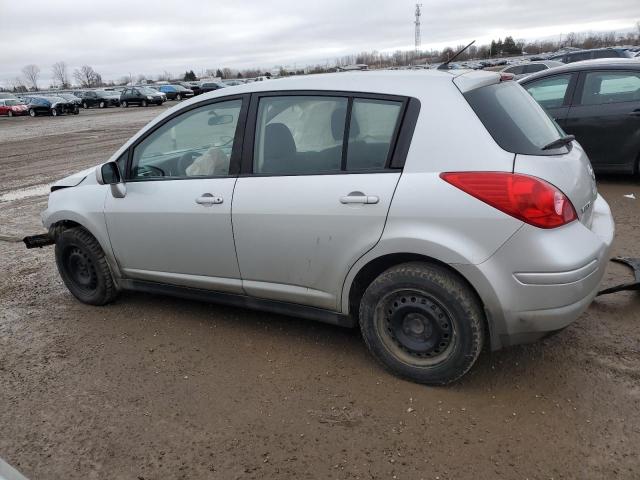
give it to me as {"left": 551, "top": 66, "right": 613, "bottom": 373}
{"left": 375, "top": 289, "right": 457, "bottom": 366}
{"left": 63, "top": 246, "right": 98, "bottom": 293}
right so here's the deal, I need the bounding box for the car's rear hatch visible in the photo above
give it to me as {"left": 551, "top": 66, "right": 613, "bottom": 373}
{"left": 458, "top": 75, "right": 598, "bottom": 228}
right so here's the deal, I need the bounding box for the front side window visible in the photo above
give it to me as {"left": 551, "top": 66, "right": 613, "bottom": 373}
{"left": 131, "top": 99, "right": 242, "bottom": 179}
{"left": 580, "top": 71, "right": 640, "bottom": 105}
{"left": 253, "top": 96, "right": 348, "bottom": 174}
{"left": 524, "top": 74, "right": 572, "bottom": 109}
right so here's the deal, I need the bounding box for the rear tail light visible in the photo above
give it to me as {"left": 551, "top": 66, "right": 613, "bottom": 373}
{"left": 440, "top": 172, "right": 577, "bottom": 229}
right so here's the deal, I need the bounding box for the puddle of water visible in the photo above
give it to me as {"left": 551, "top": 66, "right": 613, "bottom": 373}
{"left": 0, "top": 184, "right": 50, "bottom": 202}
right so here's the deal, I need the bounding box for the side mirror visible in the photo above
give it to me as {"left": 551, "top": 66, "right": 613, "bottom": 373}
{"left": 96, "top": 161, "right": 126, "bottom": 198}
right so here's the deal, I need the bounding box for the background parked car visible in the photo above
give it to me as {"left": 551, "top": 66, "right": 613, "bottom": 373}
{"left": 549, "top": 48, "right": 635, "bottom": 64}
{"left": 0, "top": 92, "right": 18, "bottom": 100}
{"left": 120, "top": 87, "right": 165, "bottom": 107}
{"left": 199, "top": 81, "right": 227, "bottom": 94}
{"left": 500, "top": 60, "right": 565, "bottom": 80}
{"left": 152, "top": 84, "right": 194, "bottom": 100}
{"left": 179, "top": 81, "right": 202, "bottom": 95}
{"left": 56, "top": 93, "right": 83, "bottom": 107}
{"left": 0, "top": 98, "right": 29, "bottom": 116}
{"left": 20, "top": 95, "right": 74, "bottom": 117}
{"left": 520, "top": 58, "right": 640, "bottom": 173}
{"left": 80, "top": 90, "right": 121, "bottom": 108}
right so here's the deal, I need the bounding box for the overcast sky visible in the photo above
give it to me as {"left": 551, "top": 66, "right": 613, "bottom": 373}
{"left": 1, "top": 0, "right": 639, "bottom": 85}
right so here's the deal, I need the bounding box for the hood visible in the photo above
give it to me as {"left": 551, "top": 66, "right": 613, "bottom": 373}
{"left": 51, "top": 166, "right": 96, "bottom": 189}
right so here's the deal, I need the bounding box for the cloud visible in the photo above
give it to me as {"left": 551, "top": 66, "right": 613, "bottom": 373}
{"left": 1, "top": 0, "right": 638, "bottom": 84}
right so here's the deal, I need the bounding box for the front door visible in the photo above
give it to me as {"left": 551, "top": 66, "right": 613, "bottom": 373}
{"left": 232, "top": 93, "right": 410, "bottom": 310}
{"left": 522, "top": 72, "right": 576, "bottom": 129}
{"left": 105, "top": 96, "right": 247, "bottom": 292}
{"left": 564, "top": 70, "right": 640, "bottom": 171}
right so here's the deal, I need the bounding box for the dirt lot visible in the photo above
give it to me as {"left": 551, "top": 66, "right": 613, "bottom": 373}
{"left": 1, "top": 106, "right": 639, "bottom": 480}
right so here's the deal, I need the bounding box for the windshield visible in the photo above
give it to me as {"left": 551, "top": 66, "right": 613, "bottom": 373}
{"left": 464, "top": 81, "right": 567, "bottom": 156}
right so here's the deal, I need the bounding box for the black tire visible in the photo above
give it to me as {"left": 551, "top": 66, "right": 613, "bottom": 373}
{"left": 7, "top": 110, "right": 13, "bottom": 117}
{"left": 176, "top": 94, "right": 182, "bottom": 101}
{"left": 29, "top": 108, "right": 36, "bottom": 117}
{"left": 82, "top": 101, "right": 89, "bottom": 109}
{"left": 51, "top": 108, "right": 58, "bottom": 117}
{"left": 55, "top": 227, "right": 117, "bottom": 306}
{"left": 141, "top": 100, "right": 148, "bottom": 107}
{"left": 121, "top": 101, "right": 128, "bottom": 108}
{"left": 99, "top": 101, "right": 106, "bottom": 108}
{"left": 359, "top": 262, "right": 484, "bottom": 385}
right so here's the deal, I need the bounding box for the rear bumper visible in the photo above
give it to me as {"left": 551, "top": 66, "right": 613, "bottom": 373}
{"left": 456, "top": 194, "right": 615, "bottom": 349}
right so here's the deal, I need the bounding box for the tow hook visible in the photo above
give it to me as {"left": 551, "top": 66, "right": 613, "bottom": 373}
{"left": 597, "top": 257, "right": 640, "bottom": 296}
{"left": 23, "top": 233, "right": 54, "bottom": 249}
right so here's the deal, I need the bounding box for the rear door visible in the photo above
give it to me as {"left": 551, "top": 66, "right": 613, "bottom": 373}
{"left": 232, "top": 92, "right": 414, "bottom": 310}
{"left": 563, "top": 69, "right": 640, "bottom": 172}
{"left": 521, "top": 72, "right": 577, "bottom": 128}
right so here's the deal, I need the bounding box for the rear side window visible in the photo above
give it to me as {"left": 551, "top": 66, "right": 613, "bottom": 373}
{"left": 254, "top": 96, "right": 347, "bottom": 174}
{"left": 347, "top": 99, "right": 402, "bottom": 171}
{"left": 580, "top": 71, "right": 640, "bottom": 105}
{"left": 464, "top": 81, "right": 566, "bottom": 156}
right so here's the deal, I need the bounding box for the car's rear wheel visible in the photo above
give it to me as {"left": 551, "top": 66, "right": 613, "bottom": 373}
{"left": 29, "top": 108, "right": 36, "bottom": 117}
{"left": 82, "top": 101, "right": 89, "bottom": 109}
{"left": 359, "top": 262, "right": 484, "bottom": 385}
{"left": 51, "top": 108, "right": 58, "bottom": 117}
{"left": 141, "top": 100, "right": 148, "bottom": 107}
{"left": 176, "top": 94, "right": 182, "bottom": 101}
{"left": 121, "top": 101, "right": 128, "bottom": 108}
{"left": 55, "top": 227, "right": 117, "bottom": 306}
{"left": 7, "top": 110, "right": 13, "bottom": 117}
{"left": 99, "top": 101, "right": 106, "bottom": 108}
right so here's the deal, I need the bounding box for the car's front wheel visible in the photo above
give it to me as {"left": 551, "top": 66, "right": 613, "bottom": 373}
{"left": 141, "top": 100, "right": 148, "bottom": 107}
{"left": 359, "top": 262, "right": 484, "bottom": 385}
{"left": 51, "top": 108, "right": 58, "bottom": 117}
{"left": 7, "top": 110, "right": 13, "bottom": 117}
{"left": 176, "top": 94, "right": 182, "bottom": 101}
{"left": 55, "top": 227, "right": 118, "bottom": 306}
{"left": 29, "top": 108, "right": 36, "bottom": 117}
{"left": 121, "top": 100, "right": 128, "bottom": 108}
{"left": 99, "top": 101, "right": 106, "bottom": 108}
{"left": 82, "top": 102, "right": 89, "bottom": 109}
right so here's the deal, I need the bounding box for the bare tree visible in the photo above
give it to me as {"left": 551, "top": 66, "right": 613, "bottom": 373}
{"left": 11, "top": 77, "right": 27, "bottom": 93}
{"left": 51, "top": 61, "right": 70, "bottom": 88}
{"left": 22, "top": 64, "right": 40, "bottom": 91}
{"left": 73, "top": 65, "right": 101, "bottom": 87}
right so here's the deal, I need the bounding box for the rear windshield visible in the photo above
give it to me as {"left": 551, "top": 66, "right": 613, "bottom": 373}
{"left": 464, "top": 81, "right": 567, "bottom": 155}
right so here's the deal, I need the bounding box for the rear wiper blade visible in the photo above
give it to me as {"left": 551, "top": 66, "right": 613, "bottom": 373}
{"left": 542, "top": 134, "right": 575, "bottom": 151}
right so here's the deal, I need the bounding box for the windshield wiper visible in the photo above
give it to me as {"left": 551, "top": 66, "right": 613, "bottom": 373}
{"left": 542, "top": 134, "right": 575, "bottom": 151}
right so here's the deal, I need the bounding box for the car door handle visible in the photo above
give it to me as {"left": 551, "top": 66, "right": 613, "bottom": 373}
{"left": 340, "top": 192, "right": 379, "bottom": 205}
{"left": 196, "top": 193, "right": 223, "bottom": 205}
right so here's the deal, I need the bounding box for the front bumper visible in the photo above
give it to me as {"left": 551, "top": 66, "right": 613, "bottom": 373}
{"left": 456, "top": 194, "right": 615, "bottom": 350}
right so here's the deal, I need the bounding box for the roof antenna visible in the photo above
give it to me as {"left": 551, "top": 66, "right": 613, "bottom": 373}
{"left": 438, "top": 40, "right": 476, "bottom": 70}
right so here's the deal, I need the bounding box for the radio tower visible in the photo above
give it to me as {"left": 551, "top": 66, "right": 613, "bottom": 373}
{"left": 414, "top": 3, "right": 423, "bottom": 55}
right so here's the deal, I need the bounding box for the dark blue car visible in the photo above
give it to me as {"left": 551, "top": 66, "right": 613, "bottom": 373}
{"left": 21, "top": 95, "right": 78, "bottom": 117}
{"left": 155, "top": 84, "right": 194, "bottom": 100}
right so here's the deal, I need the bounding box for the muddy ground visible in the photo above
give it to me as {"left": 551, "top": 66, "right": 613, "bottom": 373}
{"left": 0, "top": 106, "right": 639, "bottom": 480}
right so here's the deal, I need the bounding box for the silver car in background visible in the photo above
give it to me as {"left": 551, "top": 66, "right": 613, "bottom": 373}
{"left": 27, "top": 70, "right": 614, "bottom": 384}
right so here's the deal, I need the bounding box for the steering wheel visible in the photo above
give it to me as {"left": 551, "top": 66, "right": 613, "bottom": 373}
{"left": 134, "top": 164, "right": 165, "bottom": 178}
{"left": 177, "top": 151, "right": 202, "bottom": 175}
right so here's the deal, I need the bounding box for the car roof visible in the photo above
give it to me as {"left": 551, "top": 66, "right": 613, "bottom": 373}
{"left": 519, "top": 58, "right": 640, "bottom": 83}
{"left": 192, "top": 70, "right": 498, "bottom": 99}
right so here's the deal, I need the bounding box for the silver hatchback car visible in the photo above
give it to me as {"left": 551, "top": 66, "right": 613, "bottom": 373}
{"left": 27, "top": 70, "right": 614, "bottom": 384}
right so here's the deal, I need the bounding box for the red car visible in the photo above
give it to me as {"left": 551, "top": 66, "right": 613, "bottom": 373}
{"left": 0, "top": 98, "right": 29, "bottom": 117}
